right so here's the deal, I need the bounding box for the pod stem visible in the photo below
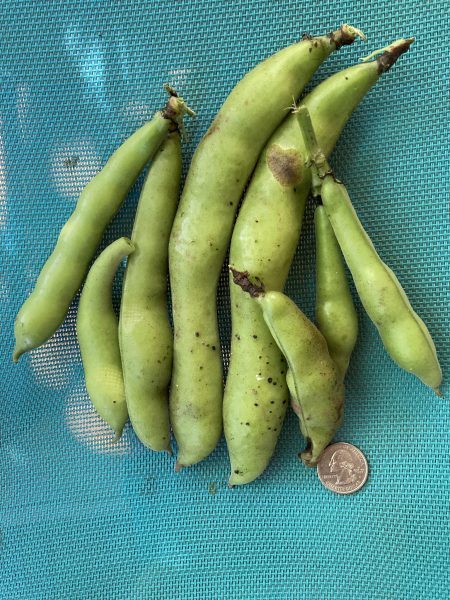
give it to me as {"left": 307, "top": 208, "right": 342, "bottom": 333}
{"left": 229, "top": 267, "right": 265, "bottom": 298}
{"left": 360, "top": 37, "right": 414, "bottom": 73}
{"left": 162, "top": 84, "right": 195, "bottom": 140}
{"left": 296, "top": 106, "right": 335, "bottom": 197}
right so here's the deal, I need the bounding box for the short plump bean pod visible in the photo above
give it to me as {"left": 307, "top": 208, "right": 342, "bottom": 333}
{"left": 315, "top": 205, "right": 358, "bottom": 379}
{"left": 232, "top": 272, "right": 344, "bottom": 467}
{"left": 76, "top": 237, "right": 135, "bottom": 438}
{"left": 169, "top": 25, "right": 362, "bottom": 469}
{"left": 119, "top": 131, "right": 182, "bottom": 453}
{"left": 299, "top": 106, "right": 442, "bottom": 394}
{"left": 225, "top": 37, "right": 413, "bottom": 486}
{"left": 13, "top": 89, "right": 193, "bottom": 362}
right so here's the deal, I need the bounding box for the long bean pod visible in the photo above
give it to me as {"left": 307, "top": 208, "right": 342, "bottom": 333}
{"left": 77, "top": 237, "right": 134, "bottom": 438}
{"left": 120, "top": 131, "right": 182, "bottom": 453}
{"left": 315, "top": 205, "right": 358, "bottom": 379}
{"left": 14, "top": 90, "right": 192, "bottom": 361}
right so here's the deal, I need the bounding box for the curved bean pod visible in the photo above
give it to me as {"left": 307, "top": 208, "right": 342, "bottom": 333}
{"left": 119, "top": 132, "right": 182, "bottom": 453}
{"left": 13, "top": 90, "right": 192, "bottom": 362}
{"left": 77, "top": 237, "right": 135, "bottom": 438}
{"left": 299, "top": 106, "right": 442, "bottom": 394}
{"left": 315, "top": 205, "right": 358, "bottom": 379}
{"left": 225, "top": 38, "right": 413, "bottom": 485}
{"left": 232, "top": 273, "right": 343, "bottom": 468}
{"left": 169, "top": 25, "right": 362, "bottom": 469}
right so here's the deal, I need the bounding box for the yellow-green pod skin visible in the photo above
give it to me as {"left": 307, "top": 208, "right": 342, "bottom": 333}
{"left": 320, "top": 176, "right": 442, "bottom": 393}
{"left": 169, "top": 27, "right": 359, "bottom": 468}
{"left": 258, "top": 291, "right": 344, "bottom": 467}
{"left": 225, "top": 57, "right": 385, "bottom": 486}
{"left": 120, "top": 132, "right": 182, "bottom": 453}
{"left": 76, "top": 237, "right": 135, "bottom": 438}
{"left": 13, "top": 97, "right": 188, "bottom": 362}
{"left": 315, "top": 205, "right": 358, "bottom": 379}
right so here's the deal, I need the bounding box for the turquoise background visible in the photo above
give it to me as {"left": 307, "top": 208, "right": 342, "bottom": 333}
{"left": 1, "top": 1, "right": 448, "bottom": 598}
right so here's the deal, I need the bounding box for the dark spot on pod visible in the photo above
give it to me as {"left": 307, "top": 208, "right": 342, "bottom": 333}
{"left": 274, "top": 428, "right": 277, "bottom": 432}
{"left": 195, "top": 332, "right": 200, "bottom": 337}
{"left": 270, "top": 401, "right": 274, "bottom": 404}
{"left": 113, "top": 401, "right": 116, "bottom": 404}
{"left": 266, "top": 362, "right": 269, "bottom": 365}
{"left": 281, "top": 371, "right": 284, "bottom": 375}
{"left": 235, "top": 334, "right": 241, "bottom": 340}
{"left": 269, "top": 410, "right": 272, "bottom": 414}
{"left": 252, "top": 335, "right": 257, "bottom": 339}
{"left": 199, "top": 366, "right": 203, "bottom": 370}
{"left": 229, "top": 201, "right": 233, "bottom": 206}
{"left": 255, "top": 220, "right": 259, "bottom": 223}
{"left": 211, "top": 346, "right": 216, "bottom": 350}
{"left": 266, "top": 144, "right": 303, "bottom": 187}
{"left": 268, "top": 427, "right": 271, "bottom": 430}
{"left": 282, "top": 400, "right": 287, "bottom": 405}
{"left": 268, "top": 378, "right": 273, "bottom": 383}
{"left": 234, "top": 469, "right": 240, "bottom": 474}
{"left": 309, "top": 47, "right": 312, "bottom": 53}
{"left": 245, "top": 422, "right": 250, "bottom": 426}
{"left": 345, "top": 76, "right": 349, "bottom": 80}
{"left": 254, "top": 403, "right": 259, "bottom": 407}
{"left": 258, "top": 356, "right": 262, "bottom": 359}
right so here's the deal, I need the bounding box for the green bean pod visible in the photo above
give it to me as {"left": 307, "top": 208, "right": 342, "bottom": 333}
{"left": 315, "top": 205, "right": 358, "bottom": 379}
{"left": 13, "top": 91, "right": 192, "bottom": 362}
{"left": 119, "top": 132, "right": 182, "bottom": 453}
{"left": 76, "top": 237, "right": 135, "bottom": 438}
{"left": 169, "top": 26, "right": 362, "bottom": 469}
{"left": 225, "top": 38, "right": 413, "bottom": 485}
{"left": 232, "top": 273, "right": 343, "bottom": 467}
{"left": 299, "top": 106, "right": 442, "bottom": 394}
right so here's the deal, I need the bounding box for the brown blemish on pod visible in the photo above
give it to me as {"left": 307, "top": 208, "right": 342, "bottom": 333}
{"left": 266, "top": 144, "right": 303, "bottom": 187}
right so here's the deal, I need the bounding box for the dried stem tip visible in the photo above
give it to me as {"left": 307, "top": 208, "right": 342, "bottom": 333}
{"left": 230, "top": 267, "right": 265, "bottom": 298}
{"left": 330, "top": 24, "right": 366, "bottom": 49}
{"left": 360, "top": 37, "right": 415, "bottom": 73}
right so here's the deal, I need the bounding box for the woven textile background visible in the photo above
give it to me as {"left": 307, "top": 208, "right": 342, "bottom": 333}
{"left": 1, "top": 1, "right": 448, "bottom": 598}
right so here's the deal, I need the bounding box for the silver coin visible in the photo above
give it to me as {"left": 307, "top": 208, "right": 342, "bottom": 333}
{"left": 317, "top": 442, "right": 368, "bottom": 495}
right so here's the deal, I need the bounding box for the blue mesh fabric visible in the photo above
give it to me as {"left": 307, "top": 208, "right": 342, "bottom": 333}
{"left": 1, "top": 1, "right": 449, "bottom": 598}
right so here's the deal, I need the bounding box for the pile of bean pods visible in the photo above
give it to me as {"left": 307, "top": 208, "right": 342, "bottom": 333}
{"left": 13, "top": 25, "right": 442, "bottom": 486}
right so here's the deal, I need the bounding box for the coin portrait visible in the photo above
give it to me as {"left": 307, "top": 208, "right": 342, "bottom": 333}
{"left": 317, "top": 443, "right": 368, "bottom": 495}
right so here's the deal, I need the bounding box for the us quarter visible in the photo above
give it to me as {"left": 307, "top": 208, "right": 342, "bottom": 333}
{"left": 317, "top": 442, "right": 368, "bottom": 495}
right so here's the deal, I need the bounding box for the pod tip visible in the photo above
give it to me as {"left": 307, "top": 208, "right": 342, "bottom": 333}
{"left": 112, "top": 430, "right": 122, "bottom": 443}
{"left": 434, "top": 388, "right": 443, "bottom": 398}
{"left": 12, "top": 345, "right": 23, "bottom": 363}
{"left": 360, "top": 37, "right": 414, "bottom": 72}
{"left": 174, "top": 460, "right": 184, "bottom": 472}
